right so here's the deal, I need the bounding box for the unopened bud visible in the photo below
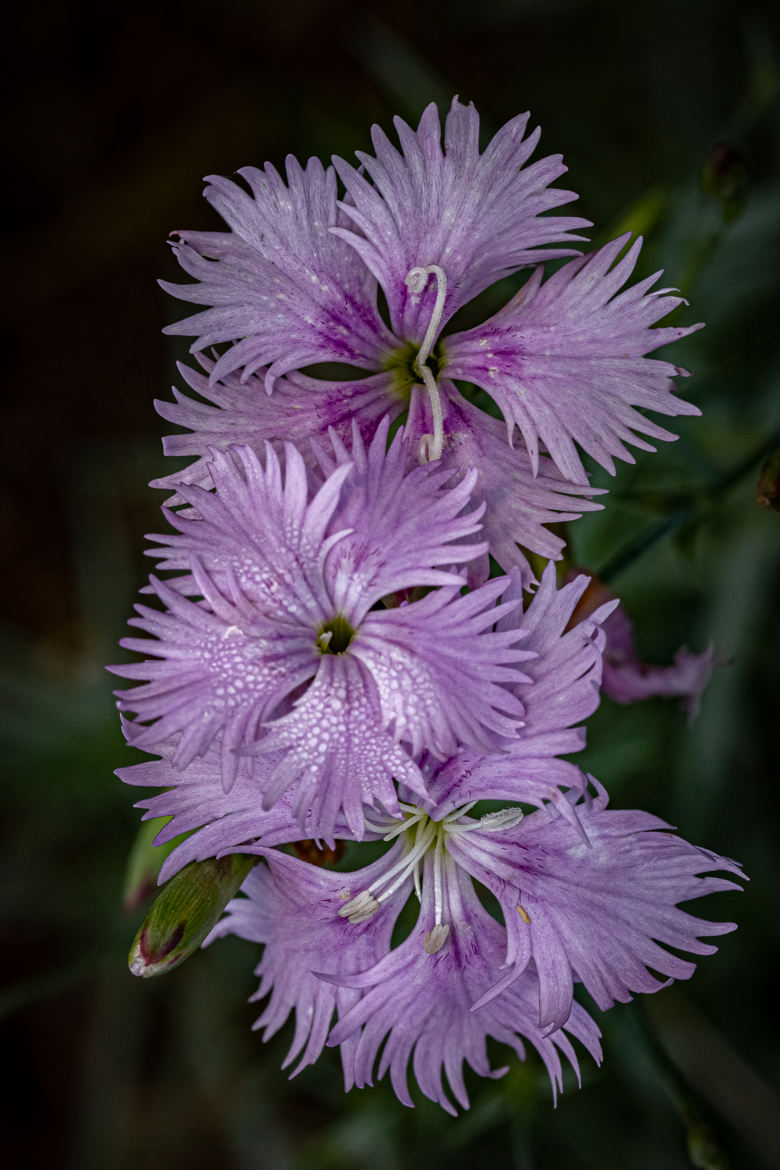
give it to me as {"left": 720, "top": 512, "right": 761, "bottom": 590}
{"left": 682, "top": 1103, "right": 728, "bottom": 1170}
{"left": 755, "top": 443, "right": 780, "bottom": 512}
{"left": 128, "top": 853, "right": 257, "bottom": 978}
{"left": 423, "top": 924, "right": 450, "bottom": 954}
{"left": 122, "top": 817, "right": 189, "bottom": 913}
{"left": 701, "top": 142, "right": 748, "bottom": 221}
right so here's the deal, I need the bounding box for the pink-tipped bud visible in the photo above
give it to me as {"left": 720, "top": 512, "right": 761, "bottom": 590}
{"left": 128, "top": 854, "right": 257, "bottom": 978}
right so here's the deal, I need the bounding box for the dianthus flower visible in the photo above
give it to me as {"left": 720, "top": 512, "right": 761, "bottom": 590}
{"left": 153, "top": 356, "right": 605, "bottom": 583}
{"left": 117, "top": 564, "right": 611, "bottom": 879}
{"left": 204, "top": 774, "right": 741, "bottom": 1114}
{"left": 118, "top": 524, "right": 743, "bottom": 1113}
{"left": 114, "top": 97, "right": 744, "bottom": 1120}
{"left": 157, "top": 98, "right": 701, "bottom": 577}
{"left": 112, "top": 423, "right": 529, "bottom": 838}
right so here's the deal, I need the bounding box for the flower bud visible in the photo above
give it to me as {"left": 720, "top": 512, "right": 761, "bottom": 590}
{"left": 700, "top": 142, "right": 748, "bottom": 221}
{"left": 683, "top": 1103, "right": 728, "bottom": 1170}
{"left": 122, "top": 817, "right": 188, "bottom": 913}
{"left": 128, "top": 854, "right": 257, "bottom": 978}
{"left": 755, "top": 443, "right": 780, "bottom": 512}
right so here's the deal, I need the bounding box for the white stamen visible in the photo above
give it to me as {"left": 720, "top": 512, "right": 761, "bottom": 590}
{"left": 432, "top": 841, "right": 445, "bottom": 926}
{"left": 382, "top": 805, "right": 427, "bottom": 842}
{"left": 362, "top": 816, "right": 395, "bottom": 836}
{"left": 413, "top": 856, "right": 424, "bottom": 903}
{"left": 404, "top": 264, "right": 447, "bottom": 464}
{"left": 341, "top": 801, "right": 515, "bottom": 950}
{"left": 479, "top": 808, "right": 526, "bottom": 832}
{"left": 425, "top": 841, "right": 450, "bottom": 952}
{"left": 445, "top": 804, "right": 525, "bottom": 836}
{"left": 339, "top": 816, "right": 437, "bottom": 924}
{"left": 338, "top": 890, "right": 380, "bottom": 924}
{"left": 375, "top": 820, "right": 437, "bottom": 902}
{"left": 424, "top": 924, "right": 450, "bottom": 954}
{"left": 317, "top": 630, "right": 333, "bottom": 651}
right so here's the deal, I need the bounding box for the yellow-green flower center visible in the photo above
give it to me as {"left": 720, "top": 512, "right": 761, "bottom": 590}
{"left": 383, "top": 339, "right": 447, "bottom": 399}
{"left": 316, "top": 614, "right": 355, "bottom": 655}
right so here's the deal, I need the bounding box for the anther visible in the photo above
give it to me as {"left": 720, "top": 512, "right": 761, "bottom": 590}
{"left": 479, "top": 808, "right": 526, "bottom": 832}
{"left": 338, "top": 891, "right": 380, "bottom": 924}
{"left": 404, "top": 264, "right": 447, "bottom": 463}
{"left": 423, "top": 924, "right": 450, "bottom": 954}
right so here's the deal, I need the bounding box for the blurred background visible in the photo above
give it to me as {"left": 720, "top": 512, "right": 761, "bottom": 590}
{"left": 2, "top": 0, "right": 779, "bottom": 1167}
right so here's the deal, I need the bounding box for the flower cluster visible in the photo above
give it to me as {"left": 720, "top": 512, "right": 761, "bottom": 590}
{"left": 114, "top": 98, "right": 742, "bottom": 1113}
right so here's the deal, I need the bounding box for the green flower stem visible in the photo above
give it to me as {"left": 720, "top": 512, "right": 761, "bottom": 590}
{"left": 598, "top": 429, "right": 780, "bottom": 583}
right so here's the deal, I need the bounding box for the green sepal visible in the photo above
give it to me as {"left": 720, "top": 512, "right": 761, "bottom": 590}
{"left": 128, "top": 853, "right": 258, "bottom": 978}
